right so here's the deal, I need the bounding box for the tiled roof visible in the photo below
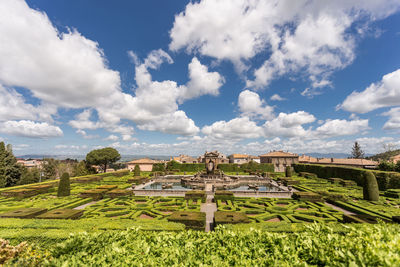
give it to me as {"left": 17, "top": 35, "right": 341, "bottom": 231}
{"left": 127, "top": 158, "right": 158, "bottom": 164}
{"left": 299, "top": 155, "right": 318, "bottom": 163}
{"left": 259, "top": 151, "right": 298, "bottom": 157}
{"left": 303, "top": 157, "right": 378, "bottom": 166}
{"left": 229, "top": 154, "right": 249, "bottom": 158}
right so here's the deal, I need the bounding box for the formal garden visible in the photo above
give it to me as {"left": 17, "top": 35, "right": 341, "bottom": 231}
{"left": 0, "top": 162, "right": 400, "bottom": 265}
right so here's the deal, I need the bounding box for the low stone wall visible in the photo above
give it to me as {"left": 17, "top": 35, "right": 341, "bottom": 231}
{"left": 232, "top": 191, "right": 292, "bottom": 198}
{"left": 133, "top": 189, "right": 187, "bottom": 196}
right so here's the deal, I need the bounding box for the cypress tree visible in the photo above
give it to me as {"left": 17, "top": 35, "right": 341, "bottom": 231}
{"left": 363, "top": 171, "right": 379, "bottom": 201}
{"left": 0, "top": 142, "right": 22, "bottom": 187}
{"left": 134, "top": 164, "right": 141, "bottom": 177}
{"left": 285, "top": 166, "right": 292, "bottom": 177}
{"left": 57, "top": 172, "right": 71, "bottom": 197}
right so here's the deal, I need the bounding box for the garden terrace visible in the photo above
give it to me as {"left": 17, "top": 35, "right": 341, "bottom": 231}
{"left": 36, "top": 209, "right": 84, "bottom": 219}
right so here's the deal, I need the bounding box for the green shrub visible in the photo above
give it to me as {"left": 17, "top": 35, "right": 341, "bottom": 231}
{"left": 36, "top": 209, "right": 83, "bottom": 219}
{"left": 363, "top": 171, "right": 379, "bottom": 201}
{"left": 152, "top": 163, "right": 165, "bottom": 172}
{"left": 106, "top": 189, "right": 133, "bottom": 198}
{"left": 167, "top": 211, "right": 205, "bottom": 230}
{"left": 294, "top": 163, "right": 400, "bottom": 190}
{"left": 214, "top": 211, "right": 250, "bottom": 225}
{"left": 285, "top": 166, "right": 292, "bottom": 177}
{"left": 292, "top": 192, "right": 323, "bottom": 202}
{"left": 79, "top": 189, "right": 108, "bottom": 200}
{"left": 214, "top": 190, "right": 234, "bottom": 201}
{"left": 1, "top": 188, "right": 39, "bottom": 198}
{"left": 342, "top": 214, "right": 378, "bottom": 224}
{"left": 0, "top": 208, "right": 48, "bottom": 219}
{"left": 57, "top": 173, "right": 70, "bottom": 197}
{"left": 184, "top": 191, "right": 206, "bottom": 202}
{"left": 133, "top": 165, "right": 141, "bottom": 176}
{"left": 384, "top": 189, "right": 400, "bottom": 198}
{"left": 96, "top": 185, "right": 118, "bottom": 191}
{"left": 340, "top": 180, "right": 357, "bottom": 187}
{"left": 217, "top": 164, "right": 240, "bottom": 172}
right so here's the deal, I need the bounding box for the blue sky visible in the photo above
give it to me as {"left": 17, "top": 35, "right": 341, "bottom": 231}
{"left": 0, "top": 0, "right": 400, "bottom": 156}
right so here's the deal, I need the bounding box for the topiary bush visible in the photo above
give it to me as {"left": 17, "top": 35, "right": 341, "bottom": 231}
{"left": 363, "top": 171, "right": 379, "bottom": 201}
{"left": 57, "top": 173, "right": 70, "bottom": 197}
{"left": 134, "top": 165, "right": 141, "bottom": 177}
{"left": 285, "top": 166, "right": 292, "bottom": 177}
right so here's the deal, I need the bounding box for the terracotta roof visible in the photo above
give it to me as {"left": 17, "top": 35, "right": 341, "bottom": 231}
{"left": 306, "top": 157, "right": 378, "bottom": 166}
{"left": 299, "top": 155, "right": 318, "bottom": 163}
{"left": 127, "top": 158, "right": 158, "bottom": 164}
{"left": 229, "top": 154, "right": 249, "bottom": 158}
{"left": 391, "top": 154, "right": 400, "bottom": 162}
{"left": 259, "top": 151, "right": 298, "bottom": 157}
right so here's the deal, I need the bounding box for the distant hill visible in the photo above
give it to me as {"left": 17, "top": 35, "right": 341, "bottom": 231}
{"left": 15, "top": 154, "right": 172, "bottom": 162}
{"left": 367, "top": 149, "right": 400, "bottom": 161}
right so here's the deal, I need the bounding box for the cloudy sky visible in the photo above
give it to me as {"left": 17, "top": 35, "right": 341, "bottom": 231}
{"left": 1, "top": 0, "right": 400, "bottom": 156}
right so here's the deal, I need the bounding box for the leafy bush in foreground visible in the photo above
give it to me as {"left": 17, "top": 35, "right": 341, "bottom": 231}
{"left": 8, "top": 223, "right": 398, "bottom": 266}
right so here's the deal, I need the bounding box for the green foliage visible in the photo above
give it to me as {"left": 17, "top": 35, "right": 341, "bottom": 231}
{"left": 36, "top": 209, "right": 83, "bottom": 219}
{"left": 134, "top": 164, "right": 141, "bottom": 176}
{"left": 167, "top": 211, "right": 205, "bottom": 229}
{"left": 18, "top": 167, "right": 40, "bottom": 185}
{"left": 285, "top": 166, "right": 292, "bottom": 177}
{"left": 217, "top": 164, "right": 240, "bottom": 172}
{"left": 0, "top": 142, "right": 22, "bottom": 187}
{"left": 86, "top": 147, "right": 121, "bottom": 172}
{"left": 363, "top": 171, "right": 379, "bottom": 201}
{"left": 214, "top": 190, "right": 234, "bottom": 201}
{"left": 241, "top": 161, "right": 274, "bottom": 173}
{"left": 72, "top": 160, "right": 92, "bottom": 177}
{"left": 184, "top": 191, "right": 206, "bottom": 202}
{"left": 0, "top": 208, "right": 48, "bottom": 219}
{"left": 378, "top": 161, "right": 396, "bottom": 171}
{"left": 14, "top": 223, "right": 400, "bottom": 266}
{"left": 152, "top": 163, "right": 165, "bottom": 172}
{"left": 57, "top": 173, "right": 70, "bottom": 197}
{"left": 166, "top": 160, "right": 204, "bottom": 172}
{"left": 41, "top": 158, "right": 58, "bottom": 180}
{"left": 292, "top": 192, "right": 323, "bottom": 202}
{"left": 214, "top": 211, "right": 250, "bottom": 225}
{"left": 294, "top": 163, "right": 400, "bottom": 190}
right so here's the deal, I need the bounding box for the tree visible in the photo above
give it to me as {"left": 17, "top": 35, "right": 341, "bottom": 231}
{"left": 134, "top": 164, "right": 141, "bottom": 176}
{"left": 0, "top": 142, "right": 22, "bottom": 187}
{"left": 86, "top": 147, "right": 121, "bottom": 172}
{"left": 351, "top": 141, "right": 364, "bottom": 159}
{"left": 42, "top": 158, "right": 58, "bottom": 180}
{"left": 285, "top": 166, "right": 292, "bottom": 177}
{"left": 363, "top": 171, "right": 379, "bottom": 201}
{"left": 18, "top": 167, "right": 40, "bottom": 185}
{"left": 57, "top": 172, "right": 70, "bottom": 197}
{"left": 73, "top": 160, "right": 91, "bottom": 177}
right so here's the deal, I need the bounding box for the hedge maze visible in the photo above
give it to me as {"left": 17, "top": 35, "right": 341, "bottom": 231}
{"left": 216, "top": 198, "right": 342, "bottom": 223}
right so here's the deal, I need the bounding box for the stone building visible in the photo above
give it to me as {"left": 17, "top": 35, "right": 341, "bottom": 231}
{"left": 228, "top": 154, "right": 260, "bottom": 164}
{"left": 259, "top": 151, "right": 299, "bottom": 172}
{"left": 300, "top": 156, "right": 378, "bottom": 169}
{"left": 127, "top": 158, "right": 159, "bottom": 172}
{"left": 171, "top": 154, "right": 198, "bottom": 163}
{"left": 197, "top": 151, "right": 229, "bottom": 164}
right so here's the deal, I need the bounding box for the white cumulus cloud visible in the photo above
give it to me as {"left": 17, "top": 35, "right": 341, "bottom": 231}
{"left": 0, "top": 120, "right": 63, "bottom": 138}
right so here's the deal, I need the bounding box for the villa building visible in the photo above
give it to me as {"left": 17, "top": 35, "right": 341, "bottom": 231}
{"left": 16, "top": 158, "right": 43, "bottom": 169}
{"left": 390, "top": 154, "right": 400, "bottom": 164}
{"left": 299, "top": 155, "right": 378, "bottom": 169}
{"left": 259, "top": 151, "right": 299, "bottom": 172}
{"left": 171, "top": 154, "right": 198, "bottom": 163}
{"left": 228, "top": 154, "right": 260, "bottom": 164}
{"left": 127, "top": 158, "right": 159, "bottom": 172}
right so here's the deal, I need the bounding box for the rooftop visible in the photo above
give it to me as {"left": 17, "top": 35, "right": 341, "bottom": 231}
{"left": 259, "top": 151, "right": 298, "bottom": 157}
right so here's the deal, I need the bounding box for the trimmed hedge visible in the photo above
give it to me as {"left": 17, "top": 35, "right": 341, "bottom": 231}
{"left": 0, "top": 208, "right": 47, "bottom": 219}
{"left": 128, "top": 176, "right": 147, "bottom": 185}
{"left": 363, "top": 171, "right": 379, "bottom": 201}
{"left": 214, "top": 211, "right": 250, "bottom": 225}
{"left": 96, "top": 185, "right": 118, "bottom": 191}
{"left": 285, "top": 166, "right": 292, "bottom": 177}
{"left": 342, "top": 214, "right": 378, "bottom": 224}
{"left": 29, "top": 184, "right": 53, "bottom": 193}
{"left": 217, "top": 164, "right": 241, "bottom": 172}
{"left": 384, "top": 189, "right": 400, "bottom": 198}
{"left": 57, "top": 173, "right": 70, "bottom": 197}
{"left": 152, "top": 163, "right": 165, "bottom": 172}
{"left": 167, "top": 211, "right": 205, "bottom": 230}
{"left": 36, "top": 209, "right": 84, "bottom": 219}
{"left": 1, "top": 188, "right": 39, "bottom": 198}
{"left": 278, "top": 177, "right": 300, "bottom": 186}
{"left": 294, "top": 163, "right": 400, "bottom": 190}
{"left": 79, "top": 189, "right": 109, "bottom": 200}
{"left": 106, "top": 189, "right": 133, "bottom": 198}
{"left": 292, "top": 192, "right": 323, "bottom": 202}
{"left": 74, "top": 176, "right": 102, "bottom": 183}
{"left": 166, "top": 161, "right": 204, "bottom": 172}
{"left": 214, "top": 190, "right": 234, "bottom": 201}
{"left": 185, "top": 191, "right": 206, "bottom": 202}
